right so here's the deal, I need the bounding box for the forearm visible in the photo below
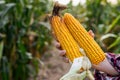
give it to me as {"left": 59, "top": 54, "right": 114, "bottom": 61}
{"left": 92, "top": 58, "right": 119, "bottom": 76}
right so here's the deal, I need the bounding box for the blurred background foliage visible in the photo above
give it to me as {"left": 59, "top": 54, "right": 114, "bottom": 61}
{"left": 0, "top": 0, "right": 120, "bottom": 80}
{"left": 0, "top": 0, "right": 53, "bottom": 80}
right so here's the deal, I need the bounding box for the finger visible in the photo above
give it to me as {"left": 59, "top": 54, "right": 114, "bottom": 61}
{"left": 59, "top": 50, "right": 66, "bottom": 56}
{"left": 52, "top": 31, "right": 58, "bottom": 40}
{"left": 55, "top": 42, "right": 61, "bottom": 48}
{"left": 88, "top": 30, "right": 95, "bottom": 38}
{"left": 62, "top": 57, "right": 69, "bottom": 63}
{"left": 54, "top": 41, "right": 62, "bottom": 50}
{"left": 105, "top": 53, "right": 107, "bottom": 55}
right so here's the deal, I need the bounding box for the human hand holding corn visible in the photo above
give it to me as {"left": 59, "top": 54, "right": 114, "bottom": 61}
{"left": 55, "top": 31, "right": 118, "bottom": 76}
{"left": 55, "top": 30, "right": 95, "bottom": 63}
{"left": 49, "top": 2, "right": 118, "bottom": 80}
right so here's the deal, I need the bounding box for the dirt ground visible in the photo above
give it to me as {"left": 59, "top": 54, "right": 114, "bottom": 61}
{"left": 28, "top": 41, "right": 95, "bottom": 80}
{"left": 37, "top": 42, "right": 70, "bottom": 80}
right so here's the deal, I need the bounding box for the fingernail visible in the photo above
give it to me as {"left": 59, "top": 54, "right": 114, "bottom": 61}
{"left": 56, "top": 43, "right": 60, "bottom": 48}
{"left": 63, "top": 57, "right": 69, "bottom": 63}
{"left": 65, "top": 58, "right": 69, "bottom": 63}
{"left": 62, "top": 50, "right": 66, "bottom": 53}
{"left": 59, "top": 50, "right": 66, "bottom": 56}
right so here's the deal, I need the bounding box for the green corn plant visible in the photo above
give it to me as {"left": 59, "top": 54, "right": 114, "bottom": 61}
{"left": 0, "top": 0, "right": 52, "bottom": 80}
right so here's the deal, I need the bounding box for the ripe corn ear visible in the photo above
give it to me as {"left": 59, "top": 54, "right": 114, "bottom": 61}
{"left": 50, "top": 16, "right": 83, "bottom": 62}
{"left": 64, "top": 13, "right": 105, "bottom": 64}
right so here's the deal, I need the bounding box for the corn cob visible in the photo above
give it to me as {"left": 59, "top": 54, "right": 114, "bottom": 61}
{"left": 64, "top": 13, "right": 105, "bottom": 64}
{"left": 50, "top": 16, "right": 83, "bottom": 62}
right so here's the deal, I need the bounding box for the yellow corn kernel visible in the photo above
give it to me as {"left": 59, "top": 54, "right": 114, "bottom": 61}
{"left": 64, "top": 13, "right": 105, "bottom": 64}
{"left": 50, "top": 16, "right": 83, "bottom": 62}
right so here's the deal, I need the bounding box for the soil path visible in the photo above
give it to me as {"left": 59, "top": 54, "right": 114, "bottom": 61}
{"left": 38, "top": 42, "right": 70, "bottom": 80}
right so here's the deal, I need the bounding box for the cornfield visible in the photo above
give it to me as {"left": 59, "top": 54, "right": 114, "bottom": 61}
{"left": 0, "top": 0, "right": 120, "bottom": 80}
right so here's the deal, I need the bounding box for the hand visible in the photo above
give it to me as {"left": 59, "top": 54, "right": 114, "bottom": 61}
{"left": 54, "top": 30, "right": 95, "bottom": 63}
{"left": 54, "top": 30, "right": 119, "bottom": 76}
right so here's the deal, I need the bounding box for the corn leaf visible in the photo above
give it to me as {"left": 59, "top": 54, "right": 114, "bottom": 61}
{"left": 0, "top": 41, "right": 4, "bottom": 60}
{"left": 105, "top": 15, "right": 120, "bottom": 33}
{"left": 108, "top": 37, "right": 120, "bottom": 49}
